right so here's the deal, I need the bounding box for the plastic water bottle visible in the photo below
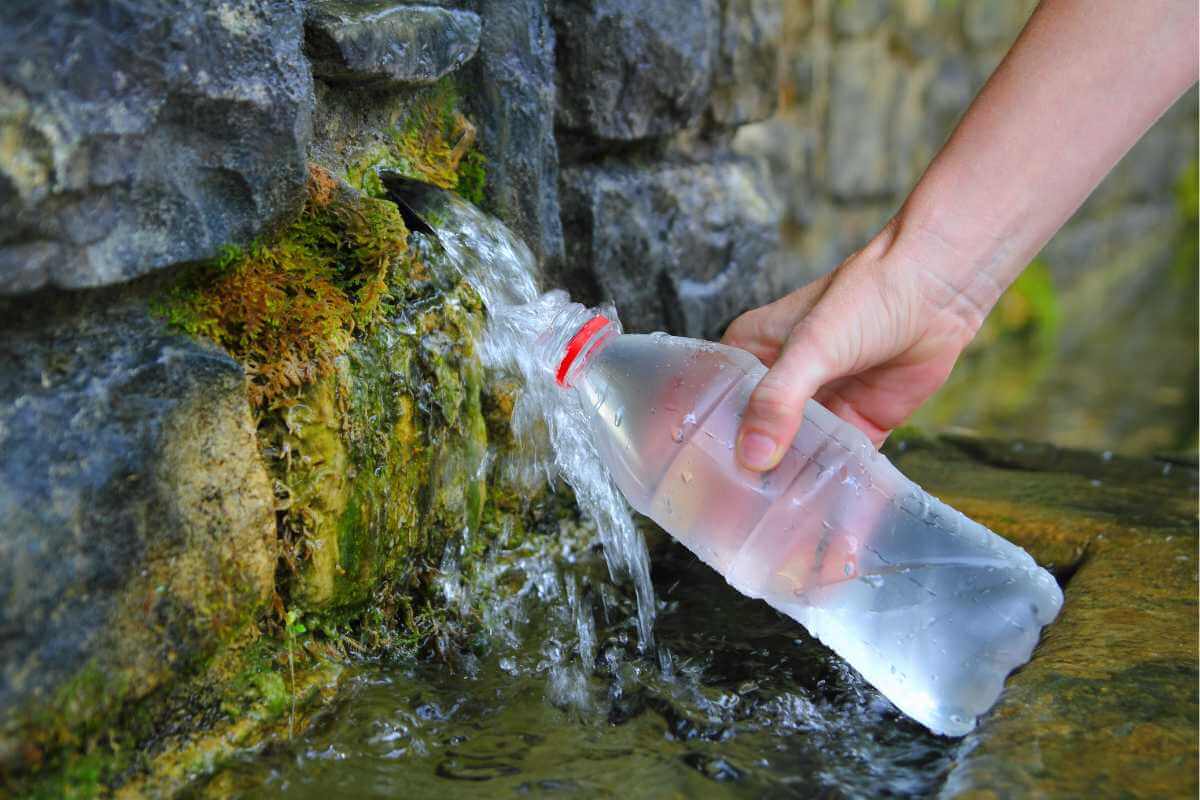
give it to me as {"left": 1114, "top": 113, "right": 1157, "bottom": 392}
{"left": 541, "top": 304, "right": 1063, "bottom": 737}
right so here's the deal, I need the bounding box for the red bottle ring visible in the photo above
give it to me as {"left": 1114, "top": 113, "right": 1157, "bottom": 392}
{"left": 556, "top": 315, "right": 611, "bottom": 387}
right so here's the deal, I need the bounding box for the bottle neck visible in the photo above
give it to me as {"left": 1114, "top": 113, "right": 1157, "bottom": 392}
{"left": 556, "top": 314, "right": 616, "bottom": 387}
{"left": 536, "top": 302, "right": 621, "bottom": 389}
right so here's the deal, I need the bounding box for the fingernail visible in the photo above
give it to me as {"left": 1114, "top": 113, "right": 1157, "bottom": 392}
{"left": 738, "top": 432, "right": 778, "bottom": 470}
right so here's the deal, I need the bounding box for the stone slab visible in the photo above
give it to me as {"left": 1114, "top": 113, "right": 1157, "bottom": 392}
{"left": 305, "top": 2, "right": 482, "bottom": 86}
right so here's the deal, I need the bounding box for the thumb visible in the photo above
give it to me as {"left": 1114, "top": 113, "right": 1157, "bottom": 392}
{"left": 735, "top": 320, "right": 836, "bottom": 471}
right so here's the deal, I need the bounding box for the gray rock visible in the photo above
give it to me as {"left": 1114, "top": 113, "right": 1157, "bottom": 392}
{"left": 825, "top": 38, "right": 900, "bottom": 200}
{"left": 733, "top": 111, "right": 816, "bottom": 229}
{"left": 708, "top": 0, "right": 783, "bottom": 128}
{"left": 560, "top": 156, "right": 783, "bottom": 338}
{"left": 464, "top": 0, "right": 564, "bottom": 271}
{"left": 925, "top": 54, "right": 978, "bottom": 148}
{"left": 962, "top": 0, "right": 1025, "bottom": 48}
{"left": 832, "top": 0, "right": 890, "bottom": 37}
{"left": 305, "top": 2, "right": 482, "bottom": 86}
{"left": 551, "top": 0, "right": 718, "bottom": 141}
{"left": 0, "top": 0, "right": 313, "bottom": 295}
{"left": 0, "top": 289, "right": 276, "bottom": 750}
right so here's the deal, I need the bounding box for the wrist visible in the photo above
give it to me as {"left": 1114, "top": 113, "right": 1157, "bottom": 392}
{"left": 888, "top": 178, "right": 1029, "bottom": 327}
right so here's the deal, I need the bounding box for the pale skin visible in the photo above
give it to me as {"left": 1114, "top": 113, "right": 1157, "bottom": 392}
{"left": 725, "top": 0, "right": 1199, "bottom": 471}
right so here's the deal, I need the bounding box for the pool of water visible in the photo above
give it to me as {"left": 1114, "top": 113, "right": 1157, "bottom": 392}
{"left": 196, "top": 520, "right": 957, "bottom": 799}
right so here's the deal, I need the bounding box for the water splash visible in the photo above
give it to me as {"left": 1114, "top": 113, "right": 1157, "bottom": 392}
{"left": 417, "top": 192, "right": 657, "bottom": 652}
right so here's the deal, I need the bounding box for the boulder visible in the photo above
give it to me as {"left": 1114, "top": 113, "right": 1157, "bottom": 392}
{"left": 0, "top": 290, "right": 276, "bottom": 760}
{"left": 305, "top": 2, "right": 482, "bottom": 86}
{"left": 0, "top": 0, "right": 314, "bottom": 294}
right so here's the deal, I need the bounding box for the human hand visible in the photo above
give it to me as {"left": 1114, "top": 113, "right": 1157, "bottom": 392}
{"left": 722, "top": 219, "right": 990, "bottom": 470}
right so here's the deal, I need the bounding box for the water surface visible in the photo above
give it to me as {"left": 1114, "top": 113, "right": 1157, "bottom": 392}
{"left": 200, "top": 521, "right": 956, "bottom": 799}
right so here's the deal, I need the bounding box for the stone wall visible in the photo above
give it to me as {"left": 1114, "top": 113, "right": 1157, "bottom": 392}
{"left": 0, "top": 0, "right": 1195, "bottom": 793}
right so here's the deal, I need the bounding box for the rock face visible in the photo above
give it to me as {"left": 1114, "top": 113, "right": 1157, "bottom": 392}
{"left": 0, "top": 0, "right": 314, "bottom": 294}
{"left": 549, "top": 0, "right": 786, "bottom": 336}
{"left": 464, "top": 0, "right": 565, "bottom": 270}
{"left": 560, "top": 157, "right": 783, "bottom": 338}
{"left": 552, "top": 0, "right": 718, "bottom": 140}
{"left": 708, "top": 0, "right": 783, "bottom": 127}
{"left": 0, "top": 290, "right": 276, "bottom": 760}
{"left": 305, "top": 2, "right": 482, "bottom": 86}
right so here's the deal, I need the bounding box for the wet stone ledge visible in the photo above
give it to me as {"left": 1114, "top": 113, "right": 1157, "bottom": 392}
{"left": 884, "top": 433, "right": 1199, "bottom": 798}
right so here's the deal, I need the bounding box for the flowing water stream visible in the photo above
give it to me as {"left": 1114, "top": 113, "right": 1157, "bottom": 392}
{"left": 193, "top": 192, "right": 958, "bottom": 798}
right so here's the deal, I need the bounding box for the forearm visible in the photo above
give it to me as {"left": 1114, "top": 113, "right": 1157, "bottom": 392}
{"left": 892, "top": 0, "right": 1198, "bottom": 319}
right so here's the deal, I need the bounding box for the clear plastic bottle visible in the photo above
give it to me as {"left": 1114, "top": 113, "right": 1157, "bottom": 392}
{"left": 541, "top": 305, "right": 1063, "bottom": 737}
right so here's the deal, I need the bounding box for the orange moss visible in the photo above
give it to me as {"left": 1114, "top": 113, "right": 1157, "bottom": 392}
{"left": 155, "top": 165, "right": 414, "bottom": 408}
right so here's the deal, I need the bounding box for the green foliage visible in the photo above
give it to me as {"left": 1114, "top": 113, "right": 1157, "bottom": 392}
{"left": 155, "top": 165, "right": 415, "bottom": 408}
{"left": 345, "top": 79, "right": 487, "bottom": 204}
{"left": 995, "top": 258, "right": 1061, "bottom": 353}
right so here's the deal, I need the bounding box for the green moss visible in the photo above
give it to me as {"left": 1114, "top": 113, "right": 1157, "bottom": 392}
{"left": 155, "top": 165, "right": 413, "bottom": 409}
{"left": 95, "top": 152, "right": 533, "bottom": 796}
{"left": 456, "top": 149, "right": 488, "bottom": 207}
{"left": 345, "top": 79, "right": 487, "bottom": 204}
{"left": 997, "top": 258, "right": 1061, "bottom": 354}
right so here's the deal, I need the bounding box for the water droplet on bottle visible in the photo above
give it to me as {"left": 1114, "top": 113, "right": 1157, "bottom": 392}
{"left": 683, "top": 412, "right": 697, "bottom": 426}
{"left": 861, "top": 574, "right": 884, "bottom": 588}
{"left": 681, "top": 470, "right": 693, "bottom": 484}
{"left": 671, "top": 428, "right": 685, "bottom": 443}
{"left": 613, "top": 407, "right": 624, "bottom": 427}
{"left": 843, "top": 561, "right": 854, "bottom": 577}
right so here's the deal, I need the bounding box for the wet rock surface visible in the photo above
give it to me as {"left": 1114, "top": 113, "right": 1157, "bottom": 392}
{"left": 0, "top": 0, "right": 314, "bottom": 294}
{"left": 890, "top": 434, "right": 1198, "bottom": 798}
{"left": 0, "top": 288, "right": 276, "bottom": 764}
{"left": 305, "top": 2, "right": 481, "bottom": 86}
{"left": 462, "top": 0, "right": 565, "bottom": 270}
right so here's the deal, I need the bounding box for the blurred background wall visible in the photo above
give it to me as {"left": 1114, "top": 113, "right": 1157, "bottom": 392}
{"left": 732, "top": 0, "right": 1198, "bottom": 456}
